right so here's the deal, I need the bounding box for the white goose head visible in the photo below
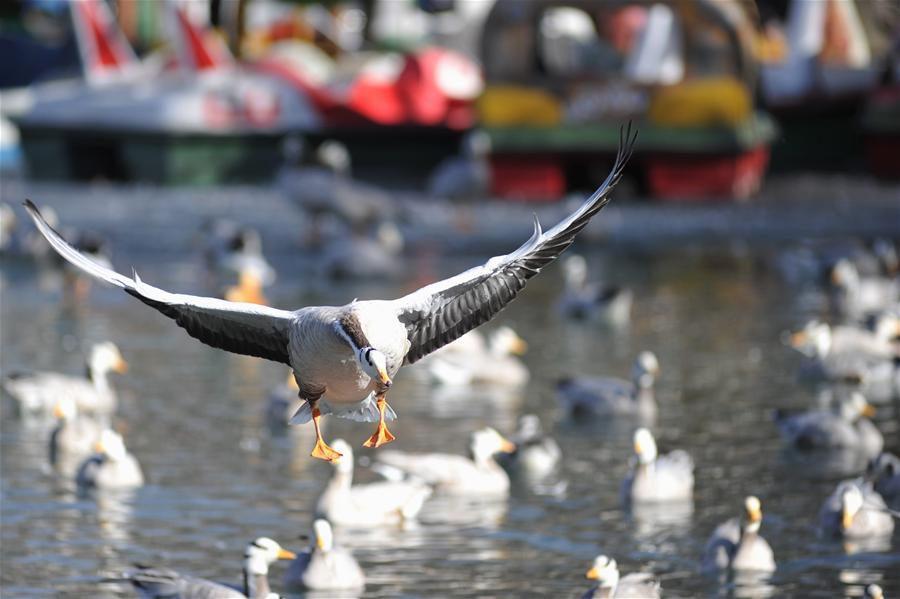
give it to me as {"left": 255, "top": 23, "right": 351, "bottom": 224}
{"left": 357, "top": 347, "right": 392, "bottom": 388}
{"left": 841, "top": 484, "right": 864, "bottom": 531}
{"left": 631, "top": 351, "right": 660, "bottom": 389}
{"left": 633, "top": 428, "right": 658, "bottom": 465}
{"left": 789, "top": 320, "right": 832, "bottom": 358}
{"left": 94, "top": 429, "right": 130, "bottom": 462}
{"left": 88, "top": 342, "right": 128, "bottom": 377}
{"left": 311, "top": 519, "right": 334, "bottom": 553}
{"left": 243, "top": 537, "right": 296, "bottom": 576}
{"left": 469, "top": 427, "right": 516, "bottom": 465}
{"left": 586, "top": 555, "right": 619, "bottom": 590}
{"left": 742, "top": 495, "right": 763, "bottom": 534}
{"left": 488, "top": 326, "right": 528, "bottom": 357}
{"left": 52, "top": 396, "right": 78, "bottom": 422}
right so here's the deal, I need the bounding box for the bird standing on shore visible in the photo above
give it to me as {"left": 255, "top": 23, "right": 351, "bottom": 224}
{"left": 24, "top": 126, "right": 635, "bottom": 462}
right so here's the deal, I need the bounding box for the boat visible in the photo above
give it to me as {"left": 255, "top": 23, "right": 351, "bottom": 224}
{"left": 14, "top": 0, "right": 319, "bottom": 184}
{"left": 474, "top": 0, "right": 777, "bottom": 201}
{"left": 757, "top": 0, "right": 895, "bottom": 170}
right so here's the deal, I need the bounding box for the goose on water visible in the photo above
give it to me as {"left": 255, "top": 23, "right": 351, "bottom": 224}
{"left": 423, "top": 325, "right": 529, "bottom": 387}
{"left": 284, "top": 519, "right": 365, "bottom": 592}
{"left": 497, "top": 414, "right": 562, "bottom": 479}
{"left": 621, "top": 427, "right": 694, "bottom": 504}
{"left": 558, "top": 351, "right": 660, "bottom": 420}
{"left": 76, "top": 429, "right": 144, "bottom": 490}
{"left": 557, "top": 254, "right": 633, "bottom": 325}
{"left": 315, "top": 438, "right": 432, "bottom": 527}
{"left": 582, "top": 555, "right": 661, "bottom": 599}
{"left": 24, "top": 125, "right": 635, "bottom": 462}
{"left": 2, "top": 341, "right": 128, "bottom": 419}
{"left": 867, "top": 452, "right": 900, "bottom": 509}
{"left": 111, "top": 536, "right": 296, "bottom": 599}
{"left": 774, "top": 391, "right": 882, "bottom": 457}
{"left": 865, "top": 584, "right": 885, "bottom": 599}
{"left": 819, "top": 479, "right": 894, "bottom": 539}
{"left": 375, "top": 427, "right": 516, "bottom": 497}
{"left": 701, "top": 496, "right": 776, "bottom": 573}
{"left": 48, "top": 395, "right": 104, "bottom": 472}
{"left": 829, "top": 258, "right": 899, "bottom": 317}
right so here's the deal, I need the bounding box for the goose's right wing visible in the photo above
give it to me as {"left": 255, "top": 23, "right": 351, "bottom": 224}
{"left": 25, "top": 201, "right": 294, "bottom": 365}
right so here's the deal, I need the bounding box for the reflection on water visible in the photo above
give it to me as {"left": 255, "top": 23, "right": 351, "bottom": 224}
{"left": 1, "top": 184, "right": 898, "bottom": 597}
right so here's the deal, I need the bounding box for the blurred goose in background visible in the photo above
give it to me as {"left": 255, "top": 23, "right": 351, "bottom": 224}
{"left": 202, "top": 219, "right": 275, "bottom": 305}
{"left": 558, "top": 254, "right": 632, "bottom": 325}
{"left": 774, "top": 391, "right": 882, "bottom": 457}
{"left": 867, "top": 452, "right": 900, "bottom": 509}
{"left": 315, "top": 439, "right": 432, "bottom": 527}
{"left": 621, "top": 428, "right": 694, "bottom": 504}
{"left": 318, "top": 219, "right": 404, "bottom": 281}
{"left": 426, "top": 130, "right": 491, "bottom": 201}
{"left": 497, "top": 414, "right": 562, "bottom": 479}
{"left": 789, "top": 319, "right": 899, "bottom": 362}
{"left": 48, "top": 396, "right": 104, "bottom": 471}
{"left": 819, "top": 479, "right": 894, "bottom": 539}
{"left": 582, "top": 555, "right": 661, "bottom": 599}
{"left": 376, "top": 427, "right": 516, "bottom": 497}
{"left": 112, "top": 536, "right": 296, "bottom": 598}
{"left": 424, "top": 326, "right": 529, "bottom": 387}
{"left": 865, "top": 584, "right": 885, "bottom": 599}
{"left": 76, "top": 429, "right": 144, "bottom": 490}
{"left": 2, "top": 341, "right": 128, "bottom": 419}
{"left": 284, "top": 519, "right": 365, "bottom": 592}
{"left": 264, "top": 372, "right": 300, "bottom": 430}
{"left": 24, "top": 129, "right": 633, "bottom": 462}
{"left": 829, "top": 258, "right": 899, "bottom": 317}
{"left": 701, "top": 496, "right": 776, "bottom": 573}
{"left": 558, "top": 352, "right": 660, "bottom": 420}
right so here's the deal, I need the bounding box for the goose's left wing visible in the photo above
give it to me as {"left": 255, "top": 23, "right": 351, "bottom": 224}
{"left": 393, "top": 124, "right": 636, "bottom": 364}
{"left": 24, "top": 201, "right": 295, "bottom": 365}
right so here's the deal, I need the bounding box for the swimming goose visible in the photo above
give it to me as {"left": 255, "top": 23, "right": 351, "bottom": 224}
{"left": 867, "top": 452, "right": 900, "bottom": 509}
{"left": 424, "top": 326, "right": 530, "bottom": 387}
{"left": 76, "top": 429, "right": 144, "bottom": 490}
{"left": 558, "top": 352, "right": 660, "bottom": 420}
{"left": 558, "top": 254, "right": 633, "bottom": 325}
{"left": 426, "top": 130, "right": 491, "bottom": 201}
{"left": 701, "top": 496, "right": 776, "bottom": 573}
{"left": 865, "top": 584, "right": 885, "bottom": 599}
{"left": 497, "top": 414, "right": 561, "bottom": 479}
{"left": 315, "top": 438, "right": 432, "bottom": 527}
{"left": 48, "top": 396, "right": 104, "bottom": 470}
{"left": 2, "top": 341, "right": 128, "bottom": 419}
{"left": 114, "top": 536, "right": 296, "bottom": 598}
{"left": 582, "top": 555, "right": 661, "bottom": 599}
{"left": 829, "top": 259, "right": 899, "bottom": 316}
{"left": 24, "top": 124, "right": 634, "bottom": 462}
{"left": 621, "top": 428, "right": 694, "bottom": 504}
{"left": 774, "top": 391, "right": 883, "bottom": 457}
{"left": 318, "top": 220, "right": 405, "bottom": 281}
{"left": 202, "top": 219, "right": 276, "bottom": 287}
{"left": 819, "top": 480, "right": 894, "bottom": 539}
{"left": 284, "top": 519, "right": 365, "bottom": 592}
{"left": 789, "top": 319, "right": 899, "bottom": 362}
{"left": 375, "top": 427, "right": 516, "bottom": 497}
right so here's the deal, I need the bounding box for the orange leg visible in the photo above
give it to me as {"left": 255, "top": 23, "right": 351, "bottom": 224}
{"left": 310, "top": 407, "right": 342, "bottom": 462}
{"left": 363, "top": 394, "right": 396, "bottom": 448}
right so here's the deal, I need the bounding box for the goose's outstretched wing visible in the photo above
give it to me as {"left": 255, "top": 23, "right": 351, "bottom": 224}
{"left": 394, "top": 123, "right": 636, "bottom": 364}
{"left": 24, "top": 201, "right": 294, "bottom": 365}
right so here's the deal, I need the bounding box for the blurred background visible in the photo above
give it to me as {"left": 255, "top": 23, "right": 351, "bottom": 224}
{"left": 1, "top": 0, "right": 899, "bottom": 598}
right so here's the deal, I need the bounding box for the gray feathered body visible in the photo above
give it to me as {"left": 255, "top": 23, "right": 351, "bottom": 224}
{"left": 376, "top": 450, "right": 510, "bottom": 497}
{"left": 124, "top": 567, "right": 245, "bottom": 599}
{"left": 819, "top": 481, "right": 895, "bottom": 539}
{"left": 559, "top": 377, "right": 655, "bottom": 420}
{"left": 775, "top": 410, "right": 883, "bottom": 457}
{"left": 315, "top": 469, "right": 432, "bottom": 527}
{"left": 284, "top": 548, "right": 365, "bottom": 591}
{"left": 582, "top": 573, "right": 661, "bottom": 598}
{"left": 701, "top": 518, "right": 775, "bottom": 573}
{"left": 76, "top": 453, "right": 144, "bottom": 490}
{"left": 621, "top": 451, "right": 694, "bottom": 503}
{"left": 2, "top": 371, "right": 116, "bottom": 418}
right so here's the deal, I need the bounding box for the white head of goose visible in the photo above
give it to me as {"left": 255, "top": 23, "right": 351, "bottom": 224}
{"left": 632, "top": 351, "right": 660, "bottom": 390}
{"left": 585, "top": 555, "right": 660, "bottom": 599}
{"left": 23, "top": 125, "right": 635, "bottom": 463}
{"left": 865, "top": 584, "right": 885, "bottom": 599}
{"left": 243, "top": 537, "right": 297, "bottom": 599}
{"left": 76, "top": 429, "right": 144, "bottom": 490}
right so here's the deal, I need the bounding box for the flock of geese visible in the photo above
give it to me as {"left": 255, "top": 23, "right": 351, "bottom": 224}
{"left": 2, "top": 125, "right": 899, "bottom": 597}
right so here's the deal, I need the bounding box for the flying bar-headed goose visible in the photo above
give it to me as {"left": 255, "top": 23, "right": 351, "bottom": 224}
{"left": 558, "top": 351, "right": 659, "bottom": 420}
{"left": 583, "top": 555, "right": 661, "bottom": 599}
{"left": 376, "top": 427, "right": 516, "bottom": 497}
{"left": 316, "top": 438, "right": 432, "bottom": 527}
{"left": 702, "top": 496, "right": 776, "bottom": 573}
{"left": 24, "top": 125, "right": 635, "bottom": 462}
{"left": 2, "top": 341, "right": 128, "bottom": 419}
{"left": 76, "top": 429, "right": 144, "bottom": 490}
{"left": 819, "top": 480, "right": 894, "bottom": 539}
{"left": 284, "top": 519, "right": 365, "bottom": 591}
{"left": 621, "top": 428, "right": 694, "bottom": 504}
{"left": 113, "top": 536, "right": 295, "bottom": 598}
